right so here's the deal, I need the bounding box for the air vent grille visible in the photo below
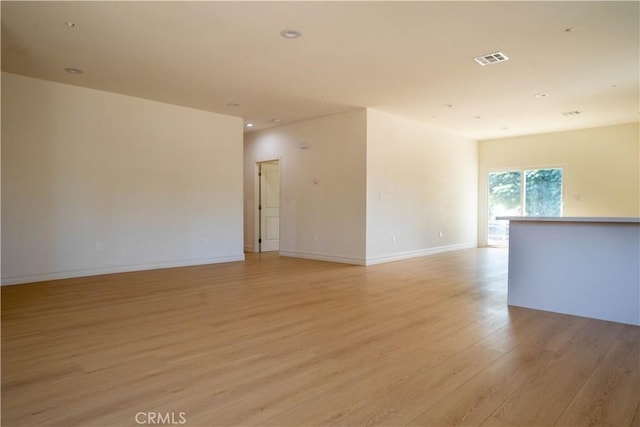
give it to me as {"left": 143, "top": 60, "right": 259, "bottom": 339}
{"left": 474, "top": 52, "right": 509, "bottom": 66}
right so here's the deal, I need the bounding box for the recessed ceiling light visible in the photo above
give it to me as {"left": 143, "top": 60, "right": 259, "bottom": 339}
{"left": 534, "top": 93, "right": 549, "bottom": 98}
{"left": 442, "top": 104, "right": 454, "bottom": 108}
{"left": 64, "top": 67, "right": 83, "bottom": 74}
{"left": 226, "top": 102, "right": 240, "bottom": 107}
{"left": 280, "top": 29, "right": 302, "bottom": 39}
{"left": 245, "top": 123, "right": 254, "bottom": 128}
{"left": 65, "top": 21, "right": 75, "bottom": 28}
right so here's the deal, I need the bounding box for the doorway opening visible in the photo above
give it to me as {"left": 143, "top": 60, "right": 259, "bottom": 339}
{"left": 487, "top": 167, "right": 563, "bottom": 246}
{"left": 256, "top": 160, "right": 280, "bottom": 252}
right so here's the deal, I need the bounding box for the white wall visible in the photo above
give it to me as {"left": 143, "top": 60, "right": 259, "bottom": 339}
{"left": 478, "top": 123, "right": 640, "bottom": 245}
{"left": 244, "top": 110, "right": 367, "bottom": 264}
{"left": 366, "top": 109, "right": 478, "bottom": 264}
{"left": 1, "top": 73, "right": 244, "bottom": 285}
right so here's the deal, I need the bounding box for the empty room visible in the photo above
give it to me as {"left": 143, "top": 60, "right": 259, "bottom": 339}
{"left": 2, "top": 1, "right": 639, "bottom": 426}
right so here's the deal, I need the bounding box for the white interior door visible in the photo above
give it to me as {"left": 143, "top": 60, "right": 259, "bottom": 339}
{"left": 259, "top": 161, "right": 280, "bottom": 252}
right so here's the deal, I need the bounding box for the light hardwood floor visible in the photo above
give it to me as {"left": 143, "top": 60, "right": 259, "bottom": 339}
{"left": 2, "top": 249, "right": 638, "bottom": 426}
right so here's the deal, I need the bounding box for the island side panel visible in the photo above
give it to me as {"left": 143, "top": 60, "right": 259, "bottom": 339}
{"left": 507, "top": 221, "right": 640, "bottom": 326}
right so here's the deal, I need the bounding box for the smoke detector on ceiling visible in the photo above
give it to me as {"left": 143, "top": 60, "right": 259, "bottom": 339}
{"left": 474, "top": 52, "right": 509, "bottom": 66}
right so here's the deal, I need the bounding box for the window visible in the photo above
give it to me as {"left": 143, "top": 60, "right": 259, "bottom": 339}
{"left": 488, "top": 168, "right": 563, "bottom": 246}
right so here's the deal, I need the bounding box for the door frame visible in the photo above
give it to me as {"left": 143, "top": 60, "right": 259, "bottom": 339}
{"left": 254, "top": 158, "right": 282, "bottom": 253}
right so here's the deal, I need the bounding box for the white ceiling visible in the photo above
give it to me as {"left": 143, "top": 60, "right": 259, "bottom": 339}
{"left": 2, "top": 1, "right": 638, "bottom": 140}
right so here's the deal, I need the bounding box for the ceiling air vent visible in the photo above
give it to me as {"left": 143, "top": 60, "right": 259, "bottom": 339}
{"left": 562, "top": 110, "right": 581, "bottom": 116}
{"left": 474, "top": 52, "right": 509, "bottom": 66}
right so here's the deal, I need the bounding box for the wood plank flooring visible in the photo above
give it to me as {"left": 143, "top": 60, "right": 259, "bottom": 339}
{"left": 2, "top": 249, "right": 638, "bottom": 426}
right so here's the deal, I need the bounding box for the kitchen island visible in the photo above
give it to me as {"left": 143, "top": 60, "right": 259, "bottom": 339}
{"left": 497, "top": 216, "right": 640, "bottom": 326}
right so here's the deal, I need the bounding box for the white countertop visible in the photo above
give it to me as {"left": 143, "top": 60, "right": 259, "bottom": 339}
{"left": 496, "top": 216, "right": 640, "bottom": 223}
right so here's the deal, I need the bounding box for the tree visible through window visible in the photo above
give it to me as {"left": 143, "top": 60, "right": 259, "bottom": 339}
{"left": 488, "top": 168, "right": 563, "bottom": 246}
{"left": 525, "top": 168, "right": 563, "bottom": 216}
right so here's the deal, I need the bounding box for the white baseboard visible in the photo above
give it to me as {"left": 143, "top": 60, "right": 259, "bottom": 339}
{"left": 279, "top": 243, "right": 477, "bottom": 267}
{"left": 2, "top": 244, "right": 478, "bottom": 285}
{"left": 365, "top": 242, "right": 477, "bottom": 265}
{"left": 1, "top": 254, "right": 246, "bottom": 286}
{"left": 279, "top": 251, "right": 366, "bottom": 266}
